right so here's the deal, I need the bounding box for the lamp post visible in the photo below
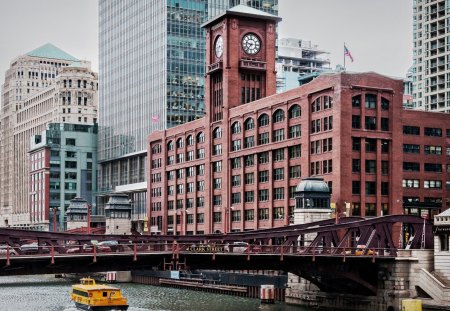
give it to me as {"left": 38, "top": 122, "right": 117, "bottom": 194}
{"left": 87, "top": 204, "right": 91, "bottom": 234}
{"left": 52, "top": 207, "right": 59, "bottom": 232}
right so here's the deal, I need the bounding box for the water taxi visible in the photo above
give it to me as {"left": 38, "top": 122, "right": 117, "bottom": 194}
{"left": 71, "top": 277, "right": 129, "bottom": 310}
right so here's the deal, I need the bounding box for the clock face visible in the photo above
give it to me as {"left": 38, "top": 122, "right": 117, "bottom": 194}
{"left": 215, "top": 36, "right": 223, "bottom": 58}
{"left": 242, "top": 33, "right": 261, "bottom": 55}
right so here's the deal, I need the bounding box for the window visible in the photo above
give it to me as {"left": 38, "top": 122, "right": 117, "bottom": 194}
{"left": 258, "top": 152, "right": 269, "bottom": 164}
{"left": 365, "top": 203, "right": 376, "bottom": 217}
{"left": 245, "top": 191, "right": 254, "bottom": 203}
{"left": 365, "top": 182, "right": 376, "bottom": 195}
{"left": 244, "top": 155, "right": 254, "bottom": 166}
{"left": 424, "top": 127, "right": 442, "bottom": 137}
{"left": 381, "top": 118, "right": 389, "bottom": 131}
{"left": 257, "top": 189, "right": 270, "bottom": 202}
{"left": 288, "top": 125, "right": 301, "bottom": 138}
{"left": 403, "top": 144, "right": 420, "bottom": 154}
{"left": 176, "top": 184, "right": 184, "bottom": 194}
{"left": 259, "top": 170, "right": 269, "bottom": 182}
{"left": 197, "top": 197, "right": 205, "bottom": 208}
{"left": 196, "top": 148, "right": 205, "bottom": 159}
{"left": 214, "top": 212, "right": 221, "bottom": 223}
{"left": 289, "top": 145, "right": 301, "bottom": 159}
{"left": 365, "top": 116, "right": 376, "bottom": 130}
{"left": 258, "top": 114, "right": 269, "bottom": 127}
{"left": 258, "top": 208, "right": 269, "bottom": 220}
{"left": 196, "top": 132, "right": 205, "bottom": 143}
{"left": 167, "top": 155, "right": 175, "bottom": 165}
{"left": 273, "top": 129, "right": 285, "bottom": 142}
{"left": 273, "top": 148, "right": 284, "bottom": 161}
{"left": 231, "top": 193, "right": 241, "bottom": 204}
{"left": 289, "top": 165, "right": 301, "bottom": 178}
{"left": 176, "top": 199, "right": 183, "bottom": 209}
{"left": 424, "top": 145, "right": 442, "bottom": 155}
{"left": 424, "top": 180, "right": 442, "bottom": 188}
{"left": 424, "top": 163, "right": 442, "bottom": 172}
{"left": 176, "top": 153, "right": 184, "bottom": 163}
{"left": 231, "top": 122, "right": 241, "bottom": 134}
{"left": 244, "top": 118, "right": 254, "bottom": 130}
{"left": 167, "top": 171, "right": 174, "bottom": 180}
{"left": 323, "top": 138, "right": 332, "bottom": 152}
{"left": 403, "top": 179, "right": 419, "bottom": 188}
{"left": 231, "top": 210, "right": 241, "bottom": 221}
{"left": 231, "top": 157, "right": 241, "bottom": 169}
{"left": 213, "top": 127, "right": 222, "bottom": 139}
{"left": 352, "top": 181, "right": 360, "bottom": 194}
{"left": 352, "top": 137, "right": 361, "bottom": 151}
{"left": 66, "top": 151, "right": 76, "bottom": 158}
{"left": 381, "top": 97, "right": 389, "bottom": 110}
{"left": 366, "top": 160, "right": 376, "bottom": 173}
{"left": 323, "top": 159, "right": 332, "bottom": 173}
{"left": 352, "top": 115, "right": 361, "bottom": 129}
{"left": 197, "top": 213, "right": 205, "bottom": 224}
{"left": 273, "top": 109, "right": 285, "bottom": 123}
{"left": 381, "top": 161, "right": 389, "bottom": 175}
{"left": 289, "top": 186, "right": 296, "bottom": 199}
{"left": 213, "top": 144, "right": 222, "bottom": 155}
{"left": 197, "top": 164, "right": 205, "bottom": 175}
{"left": 365, "top": 94, "right": 376, "bottom": 109}
{"left": 245, "top": 173, "right": 254, "bottom": 184}
{"left": 274, "top": 188, "right": 284, "bottom": 200}
{"left": 289, "top": 104, "right": 301, "bottom": 118}
{"left": 213, "top": 195, "right": 222, "bottom": 206}
{"left": 403, "top": 125, "right": 420, "bottom": 135}
{"left": 232, "top": 139, "right": 241, "bottom": 151}
{"left": 323, "top": 96, "right": 333, "bottom": 109}
{"left": 66, "top": 138, "right": 76, "bottom": 146}
{"left": 232, "top": 175, "right": 241, "bottom": 187}
{"left": 213, "top": 178, "right": 222, "bottom": 189}
{"left": 187, "top": 183, "right": 194, "bottom": 193}
{"left": 244, "top": 136, "right": 254, "bottom": 148}
{"left": 381, "top": 182, "right": 389, "bottom": 195}
{"left": 187, "top": 150, "right": 194, "bottom": 161}
{"left": 258, "top": 132, "right": 269, "bottom": 145}
{"left": 273, "top": 207, "right": 284, "bottom": 219}
{"left": 273, "top": 168, "right": 284, "bottom": 181}
{"left": 213, "top": 161, "right": 222, "bottom": 172}
{"left": 352, "top": 159, "right": 361, "bottom": 172}
{"left": 324, "top": 116, "right": 333, "bottom": 130}
{"left": 365, "top": 138, "right": 376, "bottom": 152}
{"left": 197, "top": 180, "right": 205, "bottom": 191}
{"left": 403, "top": 162, "right": 420, "bottom": 172}
{"left": 381, "top": 140, "right": 389, "bottom": 153}
{"left": 245, "top": 209, "right": 254, "bottom": 221}
{"left": 352, "top": 95, "right": 361, "bottom": 107}
{"left": 187, "top": 135, "right": 194, "bottom": 146}
{"left": 65, "top": 161, "right": 77, "bottom": 169}
{"left": 176, "top": 138, "right": 184, "bottom": 148}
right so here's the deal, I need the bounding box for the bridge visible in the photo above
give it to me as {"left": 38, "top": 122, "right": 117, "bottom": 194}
{"left": 0, "top": 215, "right": 432, "bottom": 296}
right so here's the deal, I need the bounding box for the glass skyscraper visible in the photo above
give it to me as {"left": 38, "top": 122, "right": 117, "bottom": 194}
{"left": 98, "top": 0, "right": 278, "bottom": 232}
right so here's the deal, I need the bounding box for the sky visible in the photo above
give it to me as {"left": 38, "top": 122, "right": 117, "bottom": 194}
{"left": 0, "top": 0, "right": 413, "bottom": 84}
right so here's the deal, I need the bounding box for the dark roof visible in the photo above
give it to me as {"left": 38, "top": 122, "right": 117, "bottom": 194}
{"left": 295, "top": 177, "right": 330, "bottom": 193}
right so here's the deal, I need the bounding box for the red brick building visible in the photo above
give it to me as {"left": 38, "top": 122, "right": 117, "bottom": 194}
{"left": 147, "top": 6, "right": 450, "bottom": 235}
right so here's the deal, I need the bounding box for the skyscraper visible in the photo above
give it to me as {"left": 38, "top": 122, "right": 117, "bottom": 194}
{"left": 412, "top": 0, "right": 450, "bottom": 113}
{"left": 97, "top": 0, "right": 278, "bottom": 233}
{"left": 0, "top": 44, "right": 98, "bottom": 228}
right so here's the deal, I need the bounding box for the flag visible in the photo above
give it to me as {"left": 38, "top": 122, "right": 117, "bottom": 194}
{"left": 151, "top": 115, "right": 160, "bottom": 123}
{"left": 344, "top": 45, "right": 354, "bottom": 62}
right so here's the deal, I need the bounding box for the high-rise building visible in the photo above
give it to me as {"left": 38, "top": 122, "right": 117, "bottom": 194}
{"left": 97, "top": 0, "right": 278, "bottom": 233}
{"left": 147, "top": 5, "right": 450, "bottom": 235}
{"left": 412, "top": 0, "right": 450, "bottom": 113}
{"left": 276, "top": 38, "right": 330, "bottom": 93}
{"left": 29, "top": 123, "right": 98, "bottom": 231}
{"left": 0, "top": 43, "right": 98, "bottom": 228}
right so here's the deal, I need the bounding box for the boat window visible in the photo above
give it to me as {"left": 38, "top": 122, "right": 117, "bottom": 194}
{"left": 103, "top": 292, "right": 108, "bottom": 297}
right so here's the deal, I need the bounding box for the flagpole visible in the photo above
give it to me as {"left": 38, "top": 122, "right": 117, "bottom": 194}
{"left": 343, "top": 42, "right": 346, "bottom": 71}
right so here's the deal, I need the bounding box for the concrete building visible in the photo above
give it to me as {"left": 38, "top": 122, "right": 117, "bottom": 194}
{"left": 0, "top": 43, "right": 98, "bottom": 228}
{"left": 412, "top": 0, "right": 450, "bottom": 113}
{"left": 276, "top": 38, "right": 330, "bottom": 93}
{"left": 97, "top": 0, "right": 278, "bottom": 233}
{"left": 29, "top": 123, "right": 97, "bottom": 231}
{"left": 147, "top": 5, "right": 450, "bottom": 235}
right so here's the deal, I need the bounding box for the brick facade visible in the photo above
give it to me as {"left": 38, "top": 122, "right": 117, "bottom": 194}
{"left": 147, "top": 7, "right": 450, "bottom": 235}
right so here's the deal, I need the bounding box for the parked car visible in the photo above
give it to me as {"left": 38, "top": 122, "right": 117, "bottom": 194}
{"left": 355, "top": 245, "right": 377, "bottom": 256}
{"left": 225, "top": 242, "right": 249, "bottom": 253}
{"left": 66, "top": 244, "right": 93, "bottom": 254}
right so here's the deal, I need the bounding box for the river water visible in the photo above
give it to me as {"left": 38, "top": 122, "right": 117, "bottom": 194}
{"left": 0, "top": 275, "right": 314, "bottom": 311}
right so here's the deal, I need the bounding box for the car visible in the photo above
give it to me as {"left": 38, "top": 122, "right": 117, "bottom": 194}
{"left": 97, "top": 240, "right": 119, "bottom": 252}
{"left": 355, "top": 245, "right": 377, "bottom": 256}
{"left": 0, "top": 245, "right": 18, "bottom": 256}
{"left": 66, "top": 244, "right": 93, "bottom": 254}
{"left": 225, "top": 242, "right": 249, "bottom": 253}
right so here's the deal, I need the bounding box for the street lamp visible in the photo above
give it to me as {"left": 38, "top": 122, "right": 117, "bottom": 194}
{"left": 87, "top": 204, "right": 92, "bottom": 235}
{"left": 51, "top": 207, "right": 59, "bottom": 232}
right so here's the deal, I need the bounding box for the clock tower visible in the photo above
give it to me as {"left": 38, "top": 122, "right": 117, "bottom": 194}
{"left": 202, "top": 5, "right": 281, "bottom": 122}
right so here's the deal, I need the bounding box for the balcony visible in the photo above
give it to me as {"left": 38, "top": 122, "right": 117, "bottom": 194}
{"left": 239, "top": 59, "right": 267, "bottom": 71}
{"left": 207, "top": 61, "right": 223, "bottom": 74}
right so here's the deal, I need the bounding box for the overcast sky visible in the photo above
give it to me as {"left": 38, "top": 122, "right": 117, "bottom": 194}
{"left": 0, "top": 0, "right": 412, "bottom": 84}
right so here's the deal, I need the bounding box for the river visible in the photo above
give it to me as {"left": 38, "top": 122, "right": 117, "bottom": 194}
{"left": 0, "top": 275, "right": 315, "bottom": 311}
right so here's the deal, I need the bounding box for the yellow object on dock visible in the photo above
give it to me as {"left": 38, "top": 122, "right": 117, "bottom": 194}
{"left": 401, "top": 299, "right": 422, "bottom": 311}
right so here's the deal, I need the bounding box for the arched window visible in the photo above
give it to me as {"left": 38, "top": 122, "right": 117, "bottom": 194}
{"left": 258, "top": 114, "right": 269, "bottom": 127}
{"left": 213, "top": 127, "right": 222, "bottom": 139}
{"left": 273, "top": 109, "right": 285, "bottom": 123}
{"left": 196, "top": 132, "right": 205, "bottom": 143}
{"left": 176, "top": 138, "right": 184, "bottom": 148}
{"left": 244, "top": 118, "right": 254, "bottom": 130}
{"left": 187, "top": 135, "right": 194, "bottom": 146}
{"left": 151, "top": 144, "right": 161, "bottom": 154}
{"left": 231, "top": 121, "right": 241, "bottom": 134}
{"left": 167, "top": 140, "right": 174, "bottom": 150}
{"left": 323, "top": 96, "right": 333, "bottom": 109}
{"left": 288, "top": 105, "right": 301, "bottom": 119}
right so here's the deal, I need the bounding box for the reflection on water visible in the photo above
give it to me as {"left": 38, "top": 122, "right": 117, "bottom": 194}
{"left": 0, "top": 275, "right": 313, "bottom": 311}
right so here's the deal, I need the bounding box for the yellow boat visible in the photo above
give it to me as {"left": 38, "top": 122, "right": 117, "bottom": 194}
{"left": 71, "top": 277, "right": 129, "bottom": 311}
